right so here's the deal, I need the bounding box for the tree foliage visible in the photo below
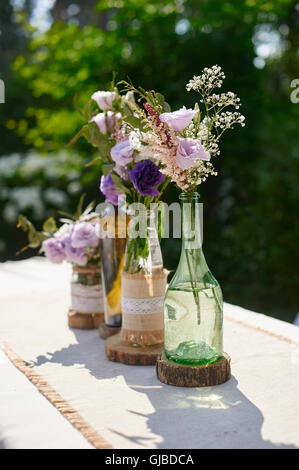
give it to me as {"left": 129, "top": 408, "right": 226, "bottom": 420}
{"left": 1, "top": 0, "right": 298, "bottom": 322}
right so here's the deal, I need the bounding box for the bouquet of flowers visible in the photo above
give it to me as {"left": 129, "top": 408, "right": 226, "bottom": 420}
{"left": 17, "top": 196, "right": 100, "bottom": 269}
{"left": 118, "top": 65, "right": 245, "bottom": 192}
{"left": 71, "top": 79, "right": 168, "bottom": 209}
{"left": 72, "top": 81, "right": 170, "bottom": 277}
{"left": 18, "top": 197, "right": 105, "bottom": 327}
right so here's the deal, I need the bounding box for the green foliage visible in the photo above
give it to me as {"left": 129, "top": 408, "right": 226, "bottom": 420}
{"left": 17, "top": 191, "right": 98, "bottom": 254}
{"left": 1, "top": 0, "right": 298, "bottom": 323}
{"left": 0, "top": 151, "right": 103, "bottom": 260}
{"left": 17, "top": 214, "right": 48, "bottom": 249}
{"left": 110, "top": 173, "right": 132, "bottom": 196}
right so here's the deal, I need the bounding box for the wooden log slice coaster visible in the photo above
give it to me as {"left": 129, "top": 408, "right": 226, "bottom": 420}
{"left": 156, "top": 352, "right": 231, "bottom": 387}
{"left": 68, "top": 310, "right": 104, "bottom": 330}
{"left": 105, "top": 333, "right": 164, "bottom": 365}
{"left": 92, "top": 313, "right": 104, "bottom": 329}
{"left": 99, "top": 322, "right": 121, "bottom": 340}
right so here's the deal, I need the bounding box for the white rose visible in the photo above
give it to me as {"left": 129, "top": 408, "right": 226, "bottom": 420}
{"left": 91, "top": 91, "right": 117, "bottom": 110}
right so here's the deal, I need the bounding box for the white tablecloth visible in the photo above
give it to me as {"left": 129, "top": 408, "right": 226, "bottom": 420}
{"left": 0, "top": 257, "right": 298, "bottom": 449}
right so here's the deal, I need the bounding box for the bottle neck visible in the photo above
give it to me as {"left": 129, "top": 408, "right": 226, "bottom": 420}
{"left": 178, "top": 192, "right": 208, "bottom": 274}
{"left": 180, "top": 192, "right": 203, "bottom": 250}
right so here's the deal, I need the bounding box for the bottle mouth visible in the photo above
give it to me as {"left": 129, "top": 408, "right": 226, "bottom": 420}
{"left": 179, "top": 191, "right": 200, "bottom": 201}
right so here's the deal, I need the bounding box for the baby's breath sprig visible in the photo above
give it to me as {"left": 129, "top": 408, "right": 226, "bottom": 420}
{"left": 186, "top": 65, "right": 245, "bottom": 155}
{"left": 186, "top": 65, "right": 225, "bottom": 94}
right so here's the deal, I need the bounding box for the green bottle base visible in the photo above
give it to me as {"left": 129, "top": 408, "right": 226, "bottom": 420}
{"left": 165, "top": 340, "right": 222, "bottom": 365}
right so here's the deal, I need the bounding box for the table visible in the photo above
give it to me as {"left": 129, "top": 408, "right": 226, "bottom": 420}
{"left": 0, "top": 257, "right": 298, "bottom": 449}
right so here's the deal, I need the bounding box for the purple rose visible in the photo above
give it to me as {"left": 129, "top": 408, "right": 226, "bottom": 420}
{"left": 64, "top": 242, "right": 88, "bottom": 266}
{"left": 91, "top": 91, "right": 117, "bottom": 110}
{"left": 90, "top": 111, "right": 120, "bottom": 134}
{"left": 41, "top": 238, "right": 66, "bottom": 264}
{"left": 176, "top": 138, "right": 211, "bottom": 170}
{"left": 100, "top": 172, "right": 121, "bottom": 205}
{"left": 159, "top": 106, "right": 197, "bottom": 131}
{"left": 114, "top": 163, "right": 129, "bottom": 180}
{"left": 110, "top": 138, "right": 134, "bottom": 167}
{"left": 129, "top": 160, "right": 165, "bottom": 197}
{"left": 71, "top": 222, "right": 99, "bottom": 249}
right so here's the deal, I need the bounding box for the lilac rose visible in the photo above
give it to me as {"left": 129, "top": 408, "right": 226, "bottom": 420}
{"left": 90, "top": 111, "right": 120, "bottom": 134}
{"left": 100, "top": 172, "right": 121, "bottom": 205}
{"left": 159, "top": 106, "right": 197, "bottom": 131}
{"left": 114, "top": 163, "right": 129, "bottom": 180}
{"left": 91, "top": 91, "right": 117, "bottom": 110}
{"left": 71, "top": 222, "right": 99, "bottom": 249}
{"left": 129, "top": 160, "right": 165, "bottom": 197}
{"left": 176, "top": 138, "right": 211, "bottom": 170}
{"left": 41, "top": 238, "right": 66, "bottom": 264}
{"left": 111, "top": 138, "right": 134, "bottom": 167}
{"left": 64, "top": 242, "right": 88, "bottom": 266}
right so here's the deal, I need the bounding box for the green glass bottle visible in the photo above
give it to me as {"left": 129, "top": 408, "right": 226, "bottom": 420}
{"left": 164, "top": 192, "right": 223, "bottom": 365}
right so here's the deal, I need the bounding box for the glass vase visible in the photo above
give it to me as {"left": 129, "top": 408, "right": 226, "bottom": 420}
{"left": 99, "top": 205, "right": 126, "bottom": 328}
{"left": 121, "top": 208, "right": 167, "bottom": 346}
{"left": 70, "top": 261, "right": 104, "bottom": 327}
{"left": 164, "top": 192, "right": 223, "bottom": 364}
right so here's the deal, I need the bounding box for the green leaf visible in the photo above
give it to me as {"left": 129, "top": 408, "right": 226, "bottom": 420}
{"left": 82, "top": 99, "right": 94, "bottom": 122}
{"left": 28, "top": 230, "right": 45, "bottom": 248}
{"left": 57, "top": 211, "right": 76, "bottom": 220}
{"left": 75, "top": 193, "right": 86, "bottom": 219}
{"left": 123, "top": 116, "right": 145, "bottom": 130}
{"left": 162, "top": 101, "right": 171, "bottom": 112}
{"left": 155, "top": 92, "right": 165, "bottom": 107}
{"left": 85, "top": 156, "right": 105, "bottom": 167}
{"left": 123, "top": 103, "right": 134, "bottom": 116}
{"left": 194, "top": 102, "right": 201, "bottom": 124}
{"left": 102, "top": 161, "right": 115, "bottom": 176}
{"left": 42, "top": 217, "right": 58, "bottom": 235}
{"left": 17, "top": 214, "right": 34, "bottom": 232}
{"left": 158, "top": 203, "right": 165, "bottom": 241}
{"left": 17, "top": 215, "right": 46, "bottom": 249}
{"left": 145, "top": 90, "right": 156, "bottom": 107}
{"left": 67, "top": 124, "right": 88, "bottom": 147}
{"left": 110, "top": 173, "right": 131, "bottom": 195}
{"left": 85, "top": 122, "right": 113, "bottom": 157}
{"left": 155, "top": 92, "right": 171, "bottom": 112}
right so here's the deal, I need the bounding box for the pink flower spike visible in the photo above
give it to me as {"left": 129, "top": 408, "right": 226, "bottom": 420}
{"left": 143, "top": 103, "right": 161, "bottom": 126}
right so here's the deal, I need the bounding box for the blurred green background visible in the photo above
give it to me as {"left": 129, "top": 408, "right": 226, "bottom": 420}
{"left": 0, "top": 0, "right": 298, "bottom": 323}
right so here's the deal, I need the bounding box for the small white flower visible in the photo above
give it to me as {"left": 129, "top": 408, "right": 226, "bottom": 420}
{"left": 91, "top": 91, "right": 117, "bottom": 110}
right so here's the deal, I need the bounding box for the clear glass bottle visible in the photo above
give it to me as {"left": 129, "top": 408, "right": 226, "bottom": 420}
{"left": 99, "top": 205, "right": 126, "bottom": 328}
{"left": 71, "top": 261, "right": 103, "bottom": 315}
{"left": 164, "top": 192, "right": 223, "bottom": 364}
{"left": 121, "top": 208, "right": 165, "bottom": 346}
{"left": 124, "top": 209, "right": 163, "bottom": 275}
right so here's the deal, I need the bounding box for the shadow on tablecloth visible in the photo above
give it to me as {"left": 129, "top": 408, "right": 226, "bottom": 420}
{"left": 31, "top": 329, "right": 297, "bottom": 450}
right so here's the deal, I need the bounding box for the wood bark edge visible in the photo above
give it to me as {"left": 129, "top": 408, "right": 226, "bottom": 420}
{"left": 99, "top": 322, "right": 121, "bottom": 339}
{"left": 68, "top": 310, "right": 104, "bottom": 329}
{"left": 156, "top": 352, "right": 231, "bottom": 387}
{"left": 105, "top": 333, "right": 164, "bottom": 366}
